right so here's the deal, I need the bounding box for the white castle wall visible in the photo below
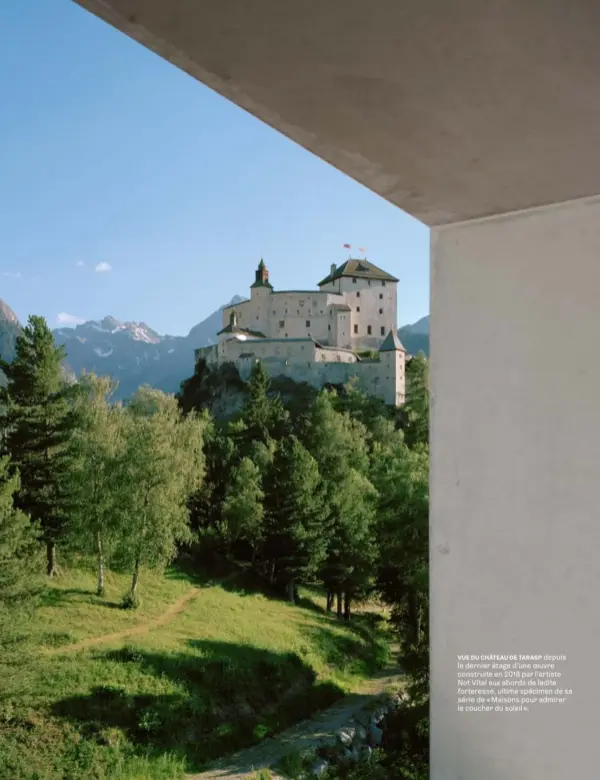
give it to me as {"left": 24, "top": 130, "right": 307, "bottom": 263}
{"left": 223, "top": 278, "right": 397, "bottom": 351}
{"left": 337, "top": 276, "right": 398, "bottom": 350}
{"left": 208, "top": 262, "right": 405, "bottom": 407}
{"left": 195, "top": 338, "right": 404, "bottom": 407}
{"left": 224, "top": 290, "right": 344, "bottom": 344}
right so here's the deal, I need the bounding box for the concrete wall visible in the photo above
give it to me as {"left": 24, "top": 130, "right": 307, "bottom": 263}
{"left": 430, "top": 196, "right": 600, "bottom": 779}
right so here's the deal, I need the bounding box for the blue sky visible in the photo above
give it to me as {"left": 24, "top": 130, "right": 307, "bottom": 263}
{"left": 0, "top": 1, "right": 429, "bottom": 336}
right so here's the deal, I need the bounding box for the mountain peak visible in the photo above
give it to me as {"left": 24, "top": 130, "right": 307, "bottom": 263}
{"left": 100, "top": 315, "right": 121, "bottom": 330}
{"left": 0, "top": 299, "right": 19, "bottom": 326}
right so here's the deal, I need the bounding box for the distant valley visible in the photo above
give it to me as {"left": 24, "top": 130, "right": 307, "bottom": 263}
{"left": 0, "top": 297, "right": 429, "bottom": 400}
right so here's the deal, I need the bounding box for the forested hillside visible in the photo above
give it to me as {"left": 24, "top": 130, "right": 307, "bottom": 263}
{"left": 0, "top": 313, "right": 429, "bottom": 780}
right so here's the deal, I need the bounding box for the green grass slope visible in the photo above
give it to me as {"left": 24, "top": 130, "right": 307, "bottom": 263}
{"left": 0, "top": 562, "right": 389, "bottom": 780}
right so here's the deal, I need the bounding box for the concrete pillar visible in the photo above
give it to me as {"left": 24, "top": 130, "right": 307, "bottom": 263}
{"left": 430, "top": 196, "right": 600, "bottom": 779}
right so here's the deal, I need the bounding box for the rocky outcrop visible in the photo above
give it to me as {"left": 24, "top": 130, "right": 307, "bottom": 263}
{"left": 278, "top": 691, "right": 410, "bottom": 778}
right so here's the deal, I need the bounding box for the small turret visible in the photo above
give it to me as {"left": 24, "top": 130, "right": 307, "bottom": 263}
{"left": 252, "top": 258, "right": 272, "bottom": 288}
{"left": 379, "top": 328, "right": 405, "bottom": 353}
{"left": 379, "top": 328, "right": 406, "bottom": 406}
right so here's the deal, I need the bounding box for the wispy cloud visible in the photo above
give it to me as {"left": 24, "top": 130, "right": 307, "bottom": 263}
{"left": 56, "top": 312, "right": 85, "bottom": 326}
{"left": 95, "top": 262, "right": 112, "bottom": 273}
{"left": 76, "top": 260, "right": 85, "bottom": 267}
{"left": 2, "top": 271, "right": 21, "bottom": 279}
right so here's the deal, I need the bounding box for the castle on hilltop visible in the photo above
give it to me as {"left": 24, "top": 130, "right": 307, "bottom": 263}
{"left": 195, "top": 258, "right": 406, "bottom": 406}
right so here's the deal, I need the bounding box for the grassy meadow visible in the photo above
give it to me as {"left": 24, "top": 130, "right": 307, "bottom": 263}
{"left": 0, "top": 558, "right": 389, "bottom": 780}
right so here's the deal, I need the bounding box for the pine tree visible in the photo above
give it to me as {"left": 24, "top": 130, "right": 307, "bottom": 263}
{"left": 263, "top": 436, "right": 327, "bottom": 603}
{"left": 397, "top": 354, "right": 429, "bottom": 448}
{"left": 221, "top": 456, "right": 264, "bottom": 558}
{"left": 302, "top": 391, "right": 377, "bottom": 617}
{"left": 189, "top": 421, "right": 237, "bottom": 535}
{"left": 372, "top": 428, "right": 429, "bottom": 698}
{"left": 0, "top": 456, "right": 42, "bottom": 636}
{"left": 241, "top": 361, "right": 290, "bottom": 447}
{"left": 0, "top": 315, "right": 77, "bottom": 576}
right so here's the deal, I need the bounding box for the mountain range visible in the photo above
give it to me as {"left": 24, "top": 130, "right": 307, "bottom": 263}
{"left": 0, "top": 297, "right": 429, "bottom": 399}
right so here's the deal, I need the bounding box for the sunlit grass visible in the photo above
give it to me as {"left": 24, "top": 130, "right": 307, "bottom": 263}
{"left": 1, "top": 562, "right": 389, "bottom": 780}
{"left": 26, "top": 561, "right": 194, "bottom": 649}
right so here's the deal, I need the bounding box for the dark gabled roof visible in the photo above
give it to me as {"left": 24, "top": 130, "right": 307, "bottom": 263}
{"left": 379, "top": 328, "right": 406, "bottom": 352}
{"left": 271, "top": 290, "right": 340, "bottom": 296}
{"left": 217, "top": 323, "right": 266, "bottom": 338}
{"left": 317, "top": 258, "right": 399, "bottom": 287}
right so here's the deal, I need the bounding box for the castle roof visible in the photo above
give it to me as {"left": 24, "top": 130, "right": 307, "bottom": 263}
{"left": 379, "top": 328, "right": 406, "bottom": 352}
{"left": 317, "top": 258, "right": 399, "bottom": 287}
{"left": 217, "top": 323, "right": 266, "bottom": 338}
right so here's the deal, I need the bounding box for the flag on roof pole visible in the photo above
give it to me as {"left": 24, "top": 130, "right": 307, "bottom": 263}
{"left": 343, "top": 243, "right": 351, "bottom": 249}
{"left": 359, "top": 246, "right": 366, "bottom": 254}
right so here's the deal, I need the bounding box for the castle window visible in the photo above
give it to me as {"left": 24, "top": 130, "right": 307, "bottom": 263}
{"left": 380, "top": 326, "right": 385, "bottom": 336}
{"left": 357, "top": 306, "right": 360, "bottom": 312}
{"left": 353, "top": 324, "right": 358, "bottom": 334}
{"left": 285, "top": 333, "right": 288, "bottom": 337}
{"left": 352, "top": 277, "right": 357, "bottom": 283}
{"left": 382, "top": 281, "right": 386, "bottom": 286}
{"left": 356, "top": 291, "right": 360, "bottom": 298}
{"left": 306, "top": 320, "right": 310, "bottom": 327}
{"left": 379, "top": 308, "right": 383, "bottom": 315}
{"left": 368, "top": 280, "right": 371, "bottom": 286}
{"left": 279, "top": 320, "right": 285, "bottom": 327}
{"left": 379, "top": 293, "right": 383, "bottom": 299}
{"left": 367, "top": 325, "right": 372, "bottom": 335}
{"left": 328, "top": 324, "right": 331, "bottom": 331}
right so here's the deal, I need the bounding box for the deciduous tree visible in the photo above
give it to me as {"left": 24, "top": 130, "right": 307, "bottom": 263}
{"left": 117, "top": 388, "right": 206, "bottom": 606}
{"left": 69, "top": 373, "right": 125, "bottom": 596}
{"left": 0, "top": 456, "right": 42, "bottom": 638}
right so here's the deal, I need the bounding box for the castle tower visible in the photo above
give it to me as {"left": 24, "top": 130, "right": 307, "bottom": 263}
{"left": 249, "top": 258, "right": 273, "bottom": 334}
{"left": 252, "top": 258, "right": 272, "bottom": 289}
{"left": 379, "top": 328, "right": 406, "bottom": 406}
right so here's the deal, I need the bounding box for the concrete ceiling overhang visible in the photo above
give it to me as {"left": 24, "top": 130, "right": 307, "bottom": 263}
{"left": 73, "top": 0, "right": 600, "bottom": 226}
